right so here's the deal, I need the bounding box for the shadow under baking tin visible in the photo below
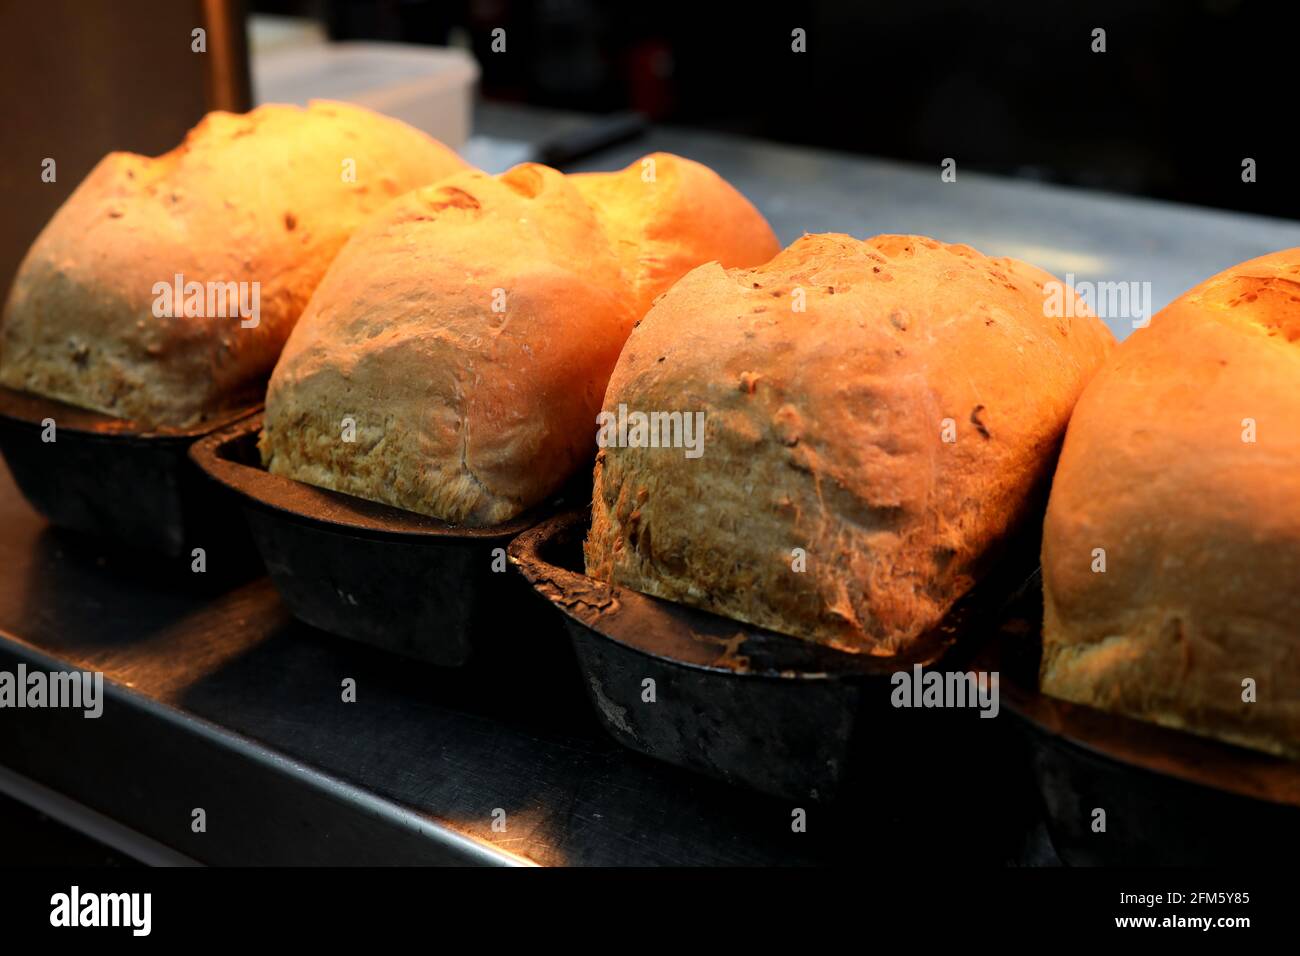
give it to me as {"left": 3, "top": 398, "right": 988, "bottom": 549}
{"left": 0, "top": 385, "right": 260, "bottom": 560}
{"left": 189, "top": 413, "right": 576, "bottom": 667}
{"left": 510, "top": 510, "right": 1037, "bottom": 805}
{"left": 981, "top": 588, "right": 1300, "bottom": 865}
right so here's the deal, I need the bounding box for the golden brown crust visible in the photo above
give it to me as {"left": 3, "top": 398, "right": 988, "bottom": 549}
{"left": 584, "top": 233, "right": 1115, "bottom": 655}
{"left": 570, "top": 153, "right": 780, "bottom": 316}
{"left": 260, "top": 154, "right": 779, "bottom": 526}
{"left": 1041, "top": 247, "right": 1300, "bottom": 758}
{"left": 260, "top": 165, "right": 639, "bottom": 525}
{"left": 0, "top": 101, "right": 468, "bottom": 427}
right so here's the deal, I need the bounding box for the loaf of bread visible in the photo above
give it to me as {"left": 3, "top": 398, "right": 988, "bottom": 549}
{"left": 1041, "top": 248, "right": 1300, "bottom": 758}
{"left": 260, "top": 155, "right": 778, "bottom": 526}
{"left": 0, "top": 101, "right": 468, "bottom": 428}
{"left": 585, "top": 233, "right": 1115, "bottom": 655}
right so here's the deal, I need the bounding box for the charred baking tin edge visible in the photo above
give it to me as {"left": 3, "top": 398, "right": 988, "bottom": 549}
{"left": 509, "top": 511, "right": 1020, "bottom": 803}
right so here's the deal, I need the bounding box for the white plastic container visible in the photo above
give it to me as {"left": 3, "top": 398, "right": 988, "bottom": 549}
{"left": 252, "top": 41, "right": 479, "bottom": 149}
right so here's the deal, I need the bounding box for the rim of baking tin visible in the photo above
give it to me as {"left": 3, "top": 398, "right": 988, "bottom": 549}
{"left": 504, "top": 509, "right": 1028, "bottom": 681}
{"left": 0, "top": 384, "right": 261, "bottom": 444}
{"left": 983, "top": 625, "right": 1300, "bottom": 810}
{"left": 190, "top": 411, "right": 557, "bottom": 542}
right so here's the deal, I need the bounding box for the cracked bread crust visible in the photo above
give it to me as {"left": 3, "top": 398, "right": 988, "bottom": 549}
{"left": 259, "top": 165, "right": 638, "bottom": 525}
{"left": 584, "top": 233, "right": 1115, "bottom": 655}
{"left": 1041, "top": 248, "right": 1300, "bottom": 758}
{"left": 0, "top": 101, "right": 467, "bottom": 428}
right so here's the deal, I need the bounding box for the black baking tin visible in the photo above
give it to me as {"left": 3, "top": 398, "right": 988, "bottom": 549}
{"left": 509, "top": 509, "right": 1038, "bottom": 804}
{"left": 189, "top": 413, "right": 572, "bottom": 666}
{"left": 0, "top": 385, "right": 259, "bottom": 559}
{"left": 983, "top": 587, "right": 1300, "bottom": 865}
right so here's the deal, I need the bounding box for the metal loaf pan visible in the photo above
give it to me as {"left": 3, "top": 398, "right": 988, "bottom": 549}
{"left": 190, "top": 413, "right": 573, "bottom": 667}
{"left": 509, "top": 510, "right": 1038, "bottom": 806}
{"left": 0, "top": 384, "right": 259, "bottom": 561}
{"left": 985, "top": 589, "right": 1300, "bottom": 865}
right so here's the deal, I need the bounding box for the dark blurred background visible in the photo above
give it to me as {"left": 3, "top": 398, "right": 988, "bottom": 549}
{"left": 2, "top": 0, "right": 1293, "bottom": 306}
{"left": 256, "top": 0, "right": 1295, "bottom": 219}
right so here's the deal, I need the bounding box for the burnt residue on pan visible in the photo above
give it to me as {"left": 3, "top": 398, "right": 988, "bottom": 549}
{"left": 509, "top": 510, "right": 1040, "bottom": 804}
{"left": 510, "top": 511, "right": 979, "bottom": 680}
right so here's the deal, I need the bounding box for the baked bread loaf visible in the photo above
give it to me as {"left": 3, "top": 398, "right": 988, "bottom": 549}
{"left": 571, "top": 153, "right": 780, "bottom": 316}
{"left": 585, "top": 233, "right": 1115, "bottom": 655}
{"left": 260, "top": 155, "right": 779, "bottom": 526}
{"left": 260, "top": 164, "right": 634, "bottom": 526}
{"left": 0, "top": 101, "right": 468, "bottom": 428}
{"left": 1041, "top": 248, "right": 1300, "bottom": 758}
